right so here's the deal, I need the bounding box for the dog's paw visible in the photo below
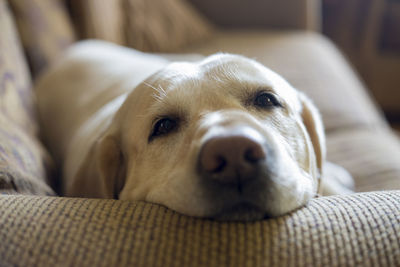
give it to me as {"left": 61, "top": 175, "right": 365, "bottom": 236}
{"left": 321, "top": 161, "right": 354, "bottom": 196}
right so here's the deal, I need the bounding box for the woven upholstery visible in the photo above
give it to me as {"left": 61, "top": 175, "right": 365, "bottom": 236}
{"left": 1, "top": 191, "right": 399, "bottom": 266}
{"left": 0, "top": 0, "right": 55, "bottom": 195}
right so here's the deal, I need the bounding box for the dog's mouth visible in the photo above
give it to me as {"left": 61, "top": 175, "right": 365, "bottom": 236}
{"left": 211, "top": 203, "right": 267, "bottom": 222}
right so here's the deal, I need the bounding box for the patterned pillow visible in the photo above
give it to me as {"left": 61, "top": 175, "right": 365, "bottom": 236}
{"left": 0, "top": 0, "right": 55, "bottom": 195}
{"left": 8, "top": 0, "right": 76, "bottom": 77}
{"left": 69, "top": 0, "right": 214, "bottom": 52}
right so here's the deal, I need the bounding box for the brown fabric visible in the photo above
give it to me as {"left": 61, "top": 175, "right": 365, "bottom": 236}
{"left": 8, "top": 0, "right": 76, "bottom": 77}
{"left": 68, "top": 0, "right": 125, "bottom": 45}
{"left": 1, "top": 191, "right": 399, "bottom": 266}
{"left": 189, "top": 0, "right": 321, "bottom": 31}
{"left": 0, "top": 117, "right": 55, "bottom": 195}
{"left": 0, "top": 0, "right": 35, "bottom": 135}
{"left": 123, "top": 0, "right": 213, "bottom": 52}
{"left": 0, "top": 0, "right": 55, "bottom": 195}
{"left": 323, "top": 0, "right": 400, "bottom": 115}
{"left": 327, "top": 128, "right": 400, "bottom": 192}
{"left": 69, "top": 0, "right": 214, "bottom": 52}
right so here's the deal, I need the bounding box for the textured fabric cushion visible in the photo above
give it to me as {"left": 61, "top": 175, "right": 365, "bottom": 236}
{"left": 69, "top": 0, "right": 213, "bottom": 52}
{"left": 327, "top": 128, "right": 400, "bottom": 192}
{"left": 0, "top": 0, "right": 55, "bottom": 195}
{"left": 183, "top": 31, "right": 387, "bottom": 133}
{"left": 8, "top": 0, "right": 76, "bottom": 77}
{"left": 1, "top": 191, "right": 399, "bottom": 266}
{"left": 1, "top": 1, "right": 35, "bottom": 135}
{"left": 0, "top": 117, "right": 54, "bottom": 195}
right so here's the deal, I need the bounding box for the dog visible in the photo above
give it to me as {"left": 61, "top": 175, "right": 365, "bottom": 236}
{"left": 36, "top": 41, "right": 353, "bottom": 221}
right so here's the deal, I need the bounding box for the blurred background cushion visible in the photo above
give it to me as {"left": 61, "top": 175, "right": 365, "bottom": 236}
{"left": 68, "top": 0, "right": 214, "bottom": 52}
{"left": 8, "top": 0, "right": 76, "bottom": 77}
{"left": 327, "top": 128, "right": 400, "bottom": 192}
{"left": 0, "top": 0, "right": 55, "bottom": 195}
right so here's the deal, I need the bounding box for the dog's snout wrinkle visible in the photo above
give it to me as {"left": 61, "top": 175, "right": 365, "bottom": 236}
{"left": 199, "top": 135, "right": 266, "bottom": 186}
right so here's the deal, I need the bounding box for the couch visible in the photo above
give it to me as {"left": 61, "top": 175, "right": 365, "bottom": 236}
{"left": 0, "top": 0, "right": 399, "bottom": 266}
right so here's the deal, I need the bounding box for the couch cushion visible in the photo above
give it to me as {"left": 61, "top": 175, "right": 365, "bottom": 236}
{"left": 69, "top": 0, "right": 214, "bottom": 52}
{"left": 184, "top": 31, "right": 387, "bottom": 133}
{"left": 0, "top": 0, "right": 55, "bottom": 195}
{"left": 327, "top": 129, "right": 400, "bottom": 192}
{"left": 0, "top": 192, "right": 399, "bottom": 266}
{"left": 8, "top": 0, "right": 76, "bottom": 77}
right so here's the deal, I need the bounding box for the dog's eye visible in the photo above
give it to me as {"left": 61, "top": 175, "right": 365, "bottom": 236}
{"left": 254, "top": 92, "right": 281, "bottom": 108}
{"left": 150, "top": 117, "right": 178, "bottom": 140}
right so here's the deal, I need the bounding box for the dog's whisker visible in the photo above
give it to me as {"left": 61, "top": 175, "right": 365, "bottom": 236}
{"left": 152, "top": 93, "right": 164, "bottom": 103}
{"left": 145, "top": 82, "right": 168, "bottom": 103}
{"left": 143, "top": 82, "right": 158, "bottom": 91}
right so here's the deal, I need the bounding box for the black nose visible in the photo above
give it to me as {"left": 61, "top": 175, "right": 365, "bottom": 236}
{"left": 199, "top": 135, "right": 266, "bottom": 187}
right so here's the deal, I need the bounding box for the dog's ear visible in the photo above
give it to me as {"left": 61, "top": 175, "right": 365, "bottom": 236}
{"left": 95, "top": 134, "right": 126, "bottom": 198}
{"left": 71, "top": 133, "right": 125, "bottom": 199}
{"left": 298, "top": 92, "right": 326, "bottom": 192}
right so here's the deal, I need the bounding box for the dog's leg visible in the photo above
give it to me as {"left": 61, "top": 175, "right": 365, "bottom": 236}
{"left": 321, "top": 161, "right": 354, "bottom": 195}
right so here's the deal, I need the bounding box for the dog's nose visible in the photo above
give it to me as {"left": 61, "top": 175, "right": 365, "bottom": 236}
{"left": 199, "top": 135, "right": 266, "bottom": 185}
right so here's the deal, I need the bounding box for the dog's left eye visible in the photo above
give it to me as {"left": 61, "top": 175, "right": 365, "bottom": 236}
{"left": 253, "top": 92, "right": 281, "bottom": 108}
{"left": 150, "top": 117, "right": 178, "bottom": 140}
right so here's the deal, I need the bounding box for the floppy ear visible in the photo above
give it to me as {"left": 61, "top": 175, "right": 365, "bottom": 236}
{"left": 70, "top": 134, "right": 126, "bottom": 199}
{"left": 95, "top": 135, "right": 126, "bottom": 198}
{"left": 298, "top": 92, "right": 326, "bottom": 193}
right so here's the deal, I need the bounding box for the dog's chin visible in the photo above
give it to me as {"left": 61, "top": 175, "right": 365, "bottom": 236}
{"left": 210, "top": 203, "right": 269, "bottom": 222}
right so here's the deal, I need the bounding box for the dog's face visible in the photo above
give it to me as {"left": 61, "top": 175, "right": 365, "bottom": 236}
{"left": 95, "top": 54, "right": 325, "bottom": 221}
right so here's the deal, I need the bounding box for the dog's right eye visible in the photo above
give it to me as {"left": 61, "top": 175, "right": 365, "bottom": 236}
{"left": 253, "top": 92, "right": 282, "bottom": 109}
{"left": 150, "top": 117, "right": 178, "bottom": 141}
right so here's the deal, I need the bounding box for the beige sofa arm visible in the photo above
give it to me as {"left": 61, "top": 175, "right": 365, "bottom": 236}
{"left": 1, "top": 191, "right": 399, "bottom": 266}
{"left": 188, "top": 0, "right": 321, "bottom": 31}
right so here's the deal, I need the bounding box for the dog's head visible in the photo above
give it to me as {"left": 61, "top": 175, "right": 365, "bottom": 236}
{"left": 92, "top": 54, "right": 325, "bottom": 221}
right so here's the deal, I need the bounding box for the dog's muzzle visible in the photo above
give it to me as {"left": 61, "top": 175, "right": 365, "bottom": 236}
{"left": 199, "top": 134, "right": 266, "bottom": 187}
{"left": 197, "top": 126, "right": 275, "bottom": 221}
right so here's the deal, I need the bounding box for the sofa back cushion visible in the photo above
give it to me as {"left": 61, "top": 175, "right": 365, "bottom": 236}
{"left": 69, "top": 0, "right": 214, "bottom": 52}
{"left": 8, "top": 0, "right": 76, "bottom": 77}
{"left": 0, "top": 0, "right": 55, "bottom": 195}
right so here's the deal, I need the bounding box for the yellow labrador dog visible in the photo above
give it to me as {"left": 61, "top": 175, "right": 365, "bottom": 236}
{"left": 36, "top": 41, "right": 353, "bottom": 221}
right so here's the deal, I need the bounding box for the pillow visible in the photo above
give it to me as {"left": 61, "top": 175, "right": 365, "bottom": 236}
{"left": 0, "top": 0, "right": 55, "bottom": 195}
{"left": 8, "top": 0, "right": 76, "bottom": 77}
{"left": 69, "top": 0, "right": 214, "bottom": 52}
